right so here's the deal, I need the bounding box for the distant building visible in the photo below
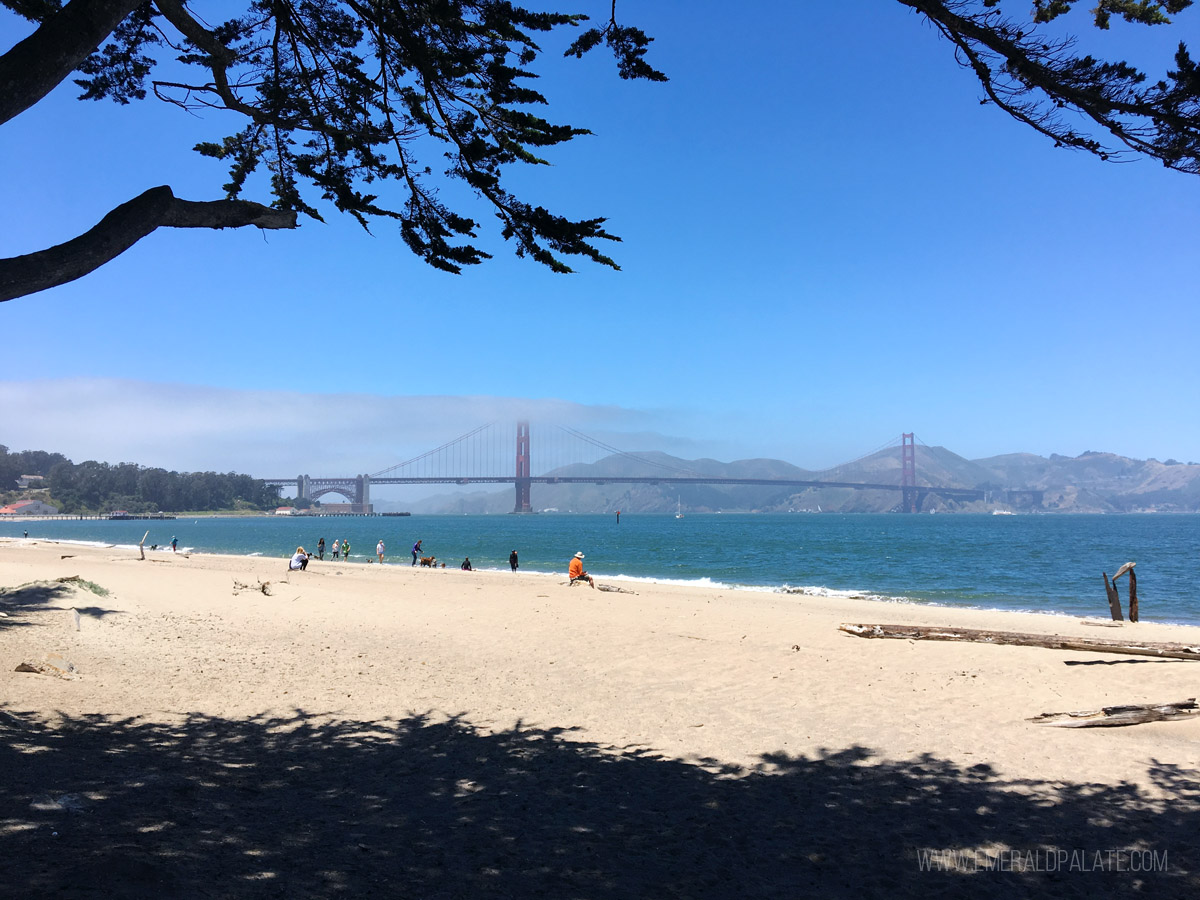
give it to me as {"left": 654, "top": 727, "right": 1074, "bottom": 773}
{"left": 274, "top": 506, "right": 299, "bottom": 516}
{"left": 0, "top": 499, "right": 58, "bottom": 516}
{"left": 17, "top": 474, "right": 45, "bottom": 489}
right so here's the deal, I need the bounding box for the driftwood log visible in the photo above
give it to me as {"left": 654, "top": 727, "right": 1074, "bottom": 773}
{"left": 596, "top": 584, "right": 638, "bottom": 594}
{"left": 1029, "top": 699, "right": 1198, "bottom": 728}
{"left": 839, "top": 623, "right": 1200, "bottom": 661}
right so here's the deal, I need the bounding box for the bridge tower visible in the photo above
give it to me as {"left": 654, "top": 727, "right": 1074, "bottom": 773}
{"left": 355, "top": 475, "right": 372, "bottom": 514}
{"left": 901, "top": 433, "right": 917, "bottom": 513}
{"left": 514, "top": 421, "right": 531, "bottom": 513}
{"left": 297, "top": 475, "right": 310, "bottom": 501}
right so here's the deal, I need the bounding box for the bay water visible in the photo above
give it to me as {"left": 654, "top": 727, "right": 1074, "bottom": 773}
{"left": 3, "top": 513, "right": 1197, "bottom": 625}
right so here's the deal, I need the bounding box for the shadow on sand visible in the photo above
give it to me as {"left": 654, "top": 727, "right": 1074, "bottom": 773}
{"left": 2, "top": 708, "right": 1195, "bottom": 898}
{"left": 0, "top": 581, "right": 121, "bottom": 630}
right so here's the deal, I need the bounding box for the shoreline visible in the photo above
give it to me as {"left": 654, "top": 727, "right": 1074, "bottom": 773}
{"left": 5, "top": 534, "right": 1193, "bottom": 628}
{"left": 3, "top": 537, "right": 1198, "bottom": 893}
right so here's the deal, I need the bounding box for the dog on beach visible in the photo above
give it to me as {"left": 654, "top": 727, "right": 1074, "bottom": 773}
{"left": 419, "top": 556, "right": 437, "bottom": 567}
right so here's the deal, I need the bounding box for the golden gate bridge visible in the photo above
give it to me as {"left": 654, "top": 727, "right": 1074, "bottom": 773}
{"left": 263, "top": 423, "right": 1037, "bottom": 514}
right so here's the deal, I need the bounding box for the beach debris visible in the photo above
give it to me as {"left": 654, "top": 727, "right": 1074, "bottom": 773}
{"left": 59, "top": 555, "right": 74, "bottom": 559}
{"left": 68, "top": 608, "right": 81, "bottom": 632}
{"left": 232, "top": 578, "right": 273, "bottom": 596}
{"left": 1103, "top": 572, "right": 1124, "bottom": 621}
{"left": 15, "top": 652, "right": 78, "bottom": 679}
{"left": 1102, "top": 562, "right": 1138, "bottom": 622}
{"left": 139, "top": 530, "right": 150, "bottom": 560}
{"left": 1029, "top": 698, "right": 1198, "bottom": 728}
{"left": 596, "top": 584, "right": 637, "bottom": 594}
{"left": 30, "top": 794, "right": 86, "bottom": 812}
{"left": 838, "top": 623, "right": 1200, "bottom": 661}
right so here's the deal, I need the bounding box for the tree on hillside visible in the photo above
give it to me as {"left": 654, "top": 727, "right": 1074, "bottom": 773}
{"left": 2, "top": 1, "right": 1197, "bottom": 304}
{"left": 0, "top": 0, "right": 665, "bottom": 302}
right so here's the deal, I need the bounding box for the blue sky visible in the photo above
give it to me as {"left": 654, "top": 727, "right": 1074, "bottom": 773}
{"left": 2, "top": 1, "right": 1198, "bottom": 485}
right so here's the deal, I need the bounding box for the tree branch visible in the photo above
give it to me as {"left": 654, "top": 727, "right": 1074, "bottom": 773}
{"left": 0, "top": 0, "right": 144, "bottom": 126}
{"left": 152, "top": 0, "right": 264, "bottom": 120}
{"left": 0, "top": 186, "right": 297, "bottom": 302}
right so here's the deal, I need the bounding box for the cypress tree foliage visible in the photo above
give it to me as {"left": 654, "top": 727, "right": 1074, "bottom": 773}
{"left": 0, "top": 0, "right": 665, "bottom": 301}
{"left": 3, "top": 2, "right": 1198, "bottom": 304}
{"left": 41, "top": 457, "right": 287, "bottom": 513}
{"left": 900, "top": 1, "right": 1199, "bottom": 172}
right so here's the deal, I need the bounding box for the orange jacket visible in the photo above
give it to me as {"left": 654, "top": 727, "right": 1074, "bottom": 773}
{"left": 569, "top": 557, "right": 584, "bottom": 579}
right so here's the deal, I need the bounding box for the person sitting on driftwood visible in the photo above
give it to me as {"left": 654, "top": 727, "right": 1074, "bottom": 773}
{"left": 569, "top": 551, "right": 595, "bottom": 589}
{"left": 288, "top": 547, "right": 310, "bottom": 572}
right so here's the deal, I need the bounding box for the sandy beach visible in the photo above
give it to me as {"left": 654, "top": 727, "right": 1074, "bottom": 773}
{"left": 2, "top": 537, "right": 1197, "bottom": 897}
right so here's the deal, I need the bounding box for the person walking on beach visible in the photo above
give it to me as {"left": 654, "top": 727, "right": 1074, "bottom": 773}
{"left": 509, "top": 550, "right": 518, "bottom": 572}
{"left": 341, "top": 539, "right": 350, "bottom": 560}
{"left": 332, "top": 538, "right": 340, "bottom": 560}
{"left": 568, "top": 551, "right": 594, "bottom": 588}
{"left": 412, "top": 539, "right": 422, "bottom": 566}
{"left": 317, "top": 537, "right": 325, "bottom": 560}
{"left": 171, "top": 536, "right": 178, "bottom": 553}
{"left": 376, "top": 540, "right": 386, "bottom": 564}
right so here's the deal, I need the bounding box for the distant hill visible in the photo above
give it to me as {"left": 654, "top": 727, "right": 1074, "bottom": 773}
{"left": 399, "top": 447, "right": 1200, "bottom": 514}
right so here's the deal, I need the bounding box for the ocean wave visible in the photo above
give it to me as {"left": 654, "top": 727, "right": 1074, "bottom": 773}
{"left": 775, "top": 584, "right": 908, "bottom": 604}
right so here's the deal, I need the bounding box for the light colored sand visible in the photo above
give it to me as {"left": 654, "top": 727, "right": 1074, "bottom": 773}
{"left": 3, "top": 537, "right": 1197, "bottom": 787}
{"left": 3, "top": 537, "right": 1198, "bottom": 895}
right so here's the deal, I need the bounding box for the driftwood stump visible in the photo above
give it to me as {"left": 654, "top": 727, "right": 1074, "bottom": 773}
{"left": 1108, "top": 561, "right": 1138, "bottom": 623}
{"left": 1103, "top": 573, "right": 1123, "bottom": 621}
{"left": 1128, "top": 569, "right": 1139, "bottom": 623}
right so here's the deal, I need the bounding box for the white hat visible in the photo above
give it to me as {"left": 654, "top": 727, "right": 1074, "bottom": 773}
{"left": 574, "top": 551, "right": 585, "bottom": 559}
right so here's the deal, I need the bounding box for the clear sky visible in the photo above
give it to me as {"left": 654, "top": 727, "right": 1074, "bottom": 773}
{"left": 2, "top": 1, "right": 1198, "bottom": 487}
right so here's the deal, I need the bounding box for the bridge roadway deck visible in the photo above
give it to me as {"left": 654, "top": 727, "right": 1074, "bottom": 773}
{"left": 264, "top": 475, "right": 985, "bottom": 500}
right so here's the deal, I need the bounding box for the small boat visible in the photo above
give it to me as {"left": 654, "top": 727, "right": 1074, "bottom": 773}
{"left": 675, "top": 497, "right": 684, "bottom": 519}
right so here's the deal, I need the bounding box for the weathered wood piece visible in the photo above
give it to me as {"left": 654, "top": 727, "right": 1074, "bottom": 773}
{"left": 15, "top": 652, "right": 78, "bottom": 679}
{"left": 596, "top": 584, "right": 638, "bottom": 594}
{"left": 232, "top": 578, "right": 272, "bottom": 596}
{"left": 1111, "top": 561, "right": 1139, "bottom": 622}
{"left": 1103, "top": 572, "right": 1124, "bottom": 621}
{"left": 1029, "top": 699, "right": 1198, "bottom": 728}
{"left": 139, "top": 530, "right": 150, "bottom": 560}
{"left": 838, "top": 623, "right": 1200, "bottom": 661}
{"left": 1129, "top": 568, "right": 1139, "bottom": 623}
{"left": 1112, "top": 561, "right": 1136, "bottom": 581}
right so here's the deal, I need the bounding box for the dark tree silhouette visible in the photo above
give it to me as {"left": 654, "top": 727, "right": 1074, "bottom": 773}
{"left": 3, "top": 1, "right": 1197, "bottom": 304}
{"left": 0, "top": 0, "right": 665, "bottom": 301}
{"left": 901, "top": 1, "right": 1200, "bottom": 170}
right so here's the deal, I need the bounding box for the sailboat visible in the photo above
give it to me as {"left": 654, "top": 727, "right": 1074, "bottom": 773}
{"left": 675, "top": 497, "right": 684, "bottom": 519}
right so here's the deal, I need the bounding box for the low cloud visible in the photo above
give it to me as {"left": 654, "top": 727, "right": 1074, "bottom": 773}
{"left": 0, "top": 378, "right": 713, "bottom": 476}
